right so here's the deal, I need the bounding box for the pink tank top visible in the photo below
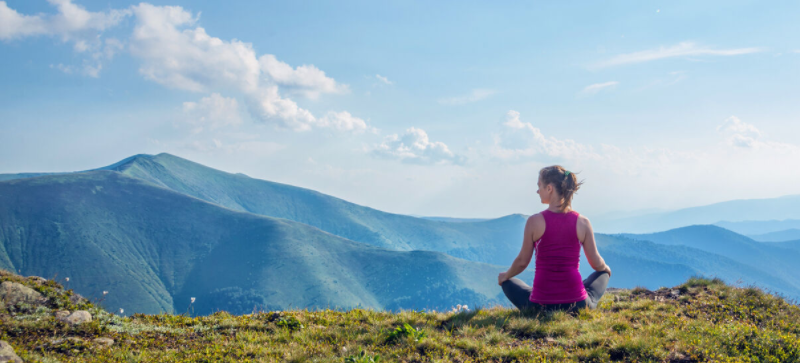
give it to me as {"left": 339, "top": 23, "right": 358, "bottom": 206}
{"left": 528, "top": 209, "right": 588, "bottom": 304}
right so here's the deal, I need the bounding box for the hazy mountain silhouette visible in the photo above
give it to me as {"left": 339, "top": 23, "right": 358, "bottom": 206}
{"left": 714, "top": 219, "right": 800, "bottom": 235}
{"left": 594, "top": 196, "right": 800, "bottom": 234}
{"left": 0, "top": 170, "right": 527, "bottom": 315}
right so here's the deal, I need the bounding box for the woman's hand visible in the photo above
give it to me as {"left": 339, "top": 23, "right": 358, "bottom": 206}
{"left": 602, "top": 265, "right": 612, "bottom": 277}
{"left": 498, "top": 272, "right": 509, "bottom": 286}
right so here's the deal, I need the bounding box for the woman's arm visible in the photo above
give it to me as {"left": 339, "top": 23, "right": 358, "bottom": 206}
{"left": 498, "top": 214, "right": 542, "bottom": 285}
{"left": 579, "top": 216, "right": 612, "bottom": 276}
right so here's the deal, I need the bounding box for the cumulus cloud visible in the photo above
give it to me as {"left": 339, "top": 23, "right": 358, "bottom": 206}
{"left": 373, "top": 127, "right": 465, "bottom": 165}
{"left": 594, "top": 42, "right": 763, "bottom": 68}
{"left": 316, "top": 111, "right": 372, "bottom": 133}
{"left": 717, "top": 116, "right": 762, "bottom": 148}
{"left": 438, "top": 89, "right": 497, "bottom": 106}
{"left": 492, "top": 110, "right": 595, "bottom": 160}
{"left": 580, "top": 81, "right": 619, "bottom": 95}
{"left": 375, "top": 74, "right": 392, "bottom": 85}
{"left": 0, "top": 0, "right": 129, "bottom": 40}
{"left": 1, "top": 0, "right": 131, "bottom": 76}
{"left": 259, "top": 54, "right": 348, "bottom": 99}
{"left": 713, "top": 116, "right": 795, "bottom": 151}
{"left": 2, "top": 1, "right": 366, "bottom": 132}
{"left": 182, "top": 93, "right": 242, "bottom": 131}
{"left": 128, "top": 3, "right": 356, "bottom": 131}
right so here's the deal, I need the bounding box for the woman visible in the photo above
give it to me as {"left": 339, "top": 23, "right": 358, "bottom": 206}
{"left": 498, "top": 165, "right": 611, "bottom": 313}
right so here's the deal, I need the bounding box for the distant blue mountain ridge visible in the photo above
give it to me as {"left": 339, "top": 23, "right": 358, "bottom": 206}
{"left": 2, "top": 153, "right": 800, "bottom": 313}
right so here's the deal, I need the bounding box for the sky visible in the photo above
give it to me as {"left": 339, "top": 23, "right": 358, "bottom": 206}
{"left": 1, "top": 0, "right": 799, "bottom": 219}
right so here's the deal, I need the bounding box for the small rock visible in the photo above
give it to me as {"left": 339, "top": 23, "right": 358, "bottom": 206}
{"left": 544, "top": 337, "right": 557, "bottom": 343}
{"left": 341, "top": 346, "right": 347, "bottom": 353}
{"left": 0, "top": 340, "right": 23, "bottom": 363}
{"left": 92, "top": 338, "right": 114, "bottom": 347}
{"left": 54, "top": 310, "right": 70, "bottom": 320}
{"left": 670, "top": 289, "right": 681, "bottom": 297}
{"left": 0, "top": 281, "right": 45, "bottom": 306}
{"left": 50, "top": 337, "right": 84, "bottom": 346}
{"left": 58, "top": 310, "right": 92, "bottom": 325}
{"left": 28, "top": 276, "right": 48, "bottom": 285}
{"left": 68, "top": 294, "right": 87, "bottom": 305}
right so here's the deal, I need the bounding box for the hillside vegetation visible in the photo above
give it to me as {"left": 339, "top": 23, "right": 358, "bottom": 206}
{"left": 3, "top": 270, "right": 800, "bottom": 362}
{"left": 0, "top": 171, "right": 523, "bottom": 315}
{"left": 104, "top": 153, "right": 529, "bottom": 265}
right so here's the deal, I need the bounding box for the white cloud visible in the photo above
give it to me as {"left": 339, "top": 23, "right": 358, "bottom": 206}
{"left": 182, "top": 93, "right": 242, "bottom": 130}
{"left": 128, "top": 3, "right": 358, "bottom": 132}
{"left": 50, "top": 63, "right": 74, "bottom": 74}
{"left": 717, "top": 116, "right": 762, "bottom": 148}
{"left": 717, "top": 116, "right": 761, "bottom": 138}
{"left": 0, "top": 0, "right": 129, "bottom": 40}
{"left": 492, "top": 110, "right": 595, "bottom": 160}
{"left": 714, "top": 116, "right": 799, "bottom": 153}
{"left": 372, "top": 127, "right": 465, "bottom": 165}
{"left": 259, "top": 54, "right": 348, "bottom": 99}
{"left": 1, "top": 0, "right": 130, "bottom": 77}
{"left": 3, "top": 1, "right": 367, "bottom": 132}
{"left": 438, "top": 89, "right": 497, "bottom": 106}
{"left": 580, "top": 81, "right": 618, "bottom": 95}
{"left": 595, "top": 42, "right": 763, "bottom": 68}
{"left": 375, "top": 74, "right": 392, "bottom": 85}
{"left": 316, "top": 111, "right": 373, "bottom": 133}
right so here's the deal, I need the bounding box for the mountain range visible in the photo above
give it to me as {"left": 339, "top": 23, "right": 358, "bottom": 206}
{"left": 594, "top": 195, "right": 800, "bottom": 234}
{"left": 2, "top": 153, "right": 800, "bottom": 314}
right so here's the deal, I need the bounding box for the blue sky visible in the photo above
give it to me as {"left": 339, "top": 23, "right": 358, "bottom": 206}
{"left": 2, "top": 0, "right": 799, "bottom": 218}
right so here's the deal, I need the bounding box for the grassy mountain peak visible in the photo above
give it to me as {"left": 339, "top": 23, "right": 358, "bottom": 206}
{"left": 3, "top": 270, "right": 800, "bottom": 362}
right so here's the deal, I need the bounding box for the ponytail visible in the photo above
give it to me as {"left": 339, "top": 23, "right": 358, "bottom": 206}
{"left": 539, "top": 166, "right": 583, "bottom": 211}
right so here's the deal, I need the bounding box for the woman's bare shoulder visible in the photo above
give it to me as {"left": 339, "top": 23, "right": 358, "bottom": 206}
{"left": 577, "top": 214, "right": 593, "bottom": 227}
{"left": 526, "top": 213, "right": 546, "bottom": 230}
{"left": 527, "top": 213, "right": 545, "bottom": 224}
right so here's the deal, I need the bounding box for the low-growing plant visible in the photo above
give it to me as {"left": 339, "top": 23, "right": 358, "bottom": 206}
{"left": 276, "top": 315, "right": 304, "bottom": 331}
{"left": 385, "top": 323, "right": 426, "bottom": 343}
{"left": 344, "top": 348, "right": 381, "bottom": 362}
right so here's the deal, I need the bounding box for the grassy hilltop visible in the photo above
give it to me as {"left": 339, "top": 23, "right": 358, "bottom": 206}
{"left": 2, "top": 270, "right": 800, "bottom": 362}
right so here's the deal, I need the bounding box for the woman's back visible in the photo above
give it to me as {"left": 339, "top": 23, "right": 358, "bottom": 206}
{"left": 529, "top": 209, "right": 588, "bottom": 304}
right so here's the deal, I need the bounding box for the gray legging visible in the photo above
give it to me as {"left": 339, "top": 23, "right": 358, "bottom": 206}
{"left": 501, "top": 271, "right": 610, "bottom": 313}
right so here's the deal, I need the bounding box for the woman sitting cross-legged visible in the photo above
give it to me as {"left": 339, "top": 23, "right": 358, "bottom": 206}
{"left": 498, "top": 165, "right": 611, "bottom": 314}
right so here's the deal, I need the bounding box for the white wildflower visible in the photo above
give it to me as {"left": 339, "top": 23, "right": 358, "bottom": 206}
{"left": 65, "top": 277, "right": 70, "bottom": 282}
{"left": 191, "top": 297, "right": 196, "bottom": 304}
{"left": 119, "top": 308, "right": 124, "bottom": 314}
{"left": 103, "top": 291, "right": 108, "bottom": 295}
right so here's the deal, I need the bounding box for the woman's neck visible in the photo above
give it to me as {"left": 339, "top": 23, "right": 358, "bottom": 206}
{"left": 547, "top": 199, "right": 571, "bottom": 213}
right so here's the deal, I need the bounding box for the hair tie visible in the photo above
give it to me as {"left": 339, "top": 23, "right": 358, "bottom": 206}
{"left": 564, "top": 170, "right": 571, "bottom": 177}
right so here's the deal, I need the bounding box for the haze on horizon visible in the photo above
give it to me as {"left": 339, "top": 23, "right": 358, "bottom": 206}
{"left": 1, "top": 0, "right": 799, "bottom": 219}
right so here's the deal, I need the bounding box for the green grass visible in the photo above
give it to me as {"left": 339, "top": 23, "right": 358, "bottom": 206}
{"left": 3, "top": 271, "right": 800, "bottom": 362}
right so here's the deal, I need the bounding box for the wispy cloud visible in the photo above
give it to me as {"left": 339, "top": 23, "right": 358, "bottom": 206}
{"left": 580, "top": 81, "right": 618, "bottom": 95}
{"left": 594, "top": 42, "right": 763, "bottom": 68}
{"left": 375, "top": 74, "right": 392, "bottom": 85}
{"left": 438, "top": 89, "right": 497, "bottom": 106}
